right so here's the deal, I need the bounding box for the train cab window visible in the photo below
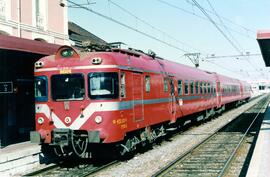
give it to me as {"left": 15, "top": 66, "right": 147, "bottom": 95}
{"left": 178, "top": 80, "right": 182, "bottom": 96}
{"left": 120, "top": 73, "right": 126, "bottom": 98}
{"left": 164, "top": 78, "right": 168, "bottom": 92}
{"left": 195, "top": 81, "right": 199, "bottom": 94}
{"left": 190, "top": 81, "right": 194, "bottom": 94}
{"left": 88, "top": 72, "right": 119, "bottom": 99}
{"left": 145, "top": 75, "right": 151, "bottom": 92}
{"left": 34, "top": 76, "right": 48, "bottom": 102}
{"left": 184, "top": 80, "right": 189, "bottom": 95}
{"left": 51, "top": 74, "right": 85, "bottom": 101}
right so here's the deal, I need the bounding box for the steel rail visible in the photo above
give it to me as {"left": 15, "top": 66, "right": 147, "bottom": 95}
{"left": 23, "top": 160, "right": 119, "bottom": 177}
{"left": 218, "top": 98, "right": 269, "bottom": 177}
{"left": 23, "top": 164, "right": 59, "bottom": 176}
{"left": 152, "top": 95, "right": 268, "bottom": 177}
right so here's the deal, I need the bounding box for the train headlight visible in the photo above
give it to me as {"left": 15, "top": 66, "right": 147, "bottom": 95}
{"left": 94, "top": 116, "right": 103, "bottom": 124}
{"left": 37, "top": 117, "right": 44, "bottom": 125}
{"left": 64, "top": 117, "right": 71, "bottom": 124}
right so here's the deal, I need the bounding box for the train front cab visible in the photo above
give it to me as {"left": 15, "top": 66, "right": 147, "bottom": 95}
{"left": 31, "top": 47, "right": 135, "bottom": 156}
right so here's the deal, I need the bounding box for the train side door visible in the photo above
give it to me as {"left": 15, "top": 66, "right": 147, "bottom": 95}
{"left": 240, "top": 83, "right": 243, "bottom": 98}
{"left": 132, "top": 73, "right": 144, "bottom": 122}
{"left": 216, "top": 82, "right": 222, "bottom": 107}
{"left": 169, "top": 77, "right": 177, "bottom": 122}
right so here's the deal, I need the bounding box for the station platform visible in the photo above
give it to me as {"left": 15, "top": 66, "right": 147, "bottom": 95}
{"left": 0, "top": 141, "right": 42, "bottom": 176}
{"left": 246, "top": 103, "right": 270, "bottom": 177}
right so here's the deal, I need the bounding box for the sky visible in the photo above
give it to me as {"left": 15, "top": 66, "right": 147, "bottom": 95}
{"left": 68, "top": 0, "right": 270, "bottom": 82}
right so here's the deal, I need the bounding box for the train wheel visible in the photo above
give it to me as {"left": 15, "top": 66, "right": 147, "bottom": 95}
{"left": 71, "top": 133, "right": 89, "bottom": 157}
{"left": 118, "top": 136, "right": 140, "bottom": 156}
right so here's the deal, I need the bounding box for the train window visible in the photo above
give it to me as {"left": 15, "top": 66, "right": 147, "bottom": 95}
{"left": 190, "top": 81, "right": 194, "bottom": 94}
{"left": 200, "top": 82, "right": 203, "bottom": 94}
{"left": 145, "top": 75, "right": 151, "bottom": 92}
{"left": 178, "top": 80, "right": 182, "bottom": 96}
{"left": 51, "top": 74, "right": 85, "bottom": 101}
{"left": 204, "top": 82, "right": 207, "bottom": 94}
{"left": 88, "top": 72, "right": 119, "bottom": 99}
{"left": 195, "top": 81, "right": 199, "bottom": 94}
{"left": 34, "top": 76, "right": 48, "bottom": 102}
{"left": 213, "top": 82, "right": 216, "bottom": 94}
{"left": 208, "top": 83, "right": 211, "bottom": 93}
{"left": 184, "top": 80, "right": 189, "bottom": 95}
{"left": 120, "top": 73, "right": 126, "bottom": 98}
{"left": 164, "top": 78, "right": 168, "bottom": 92}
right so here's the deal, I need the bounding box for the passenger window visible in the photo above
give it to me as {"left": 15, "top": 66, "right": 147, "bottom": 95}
{"left": 200, "top": 82, "right": 203, "bottom": 94}
{"left": 208, "top": 83, "right": 211, "bottom": 93}
{"left": 120, "top": 73, "right": 126, "bottom": 98}
{"left": 164, "top": 78, "right": 168, "bottom": 92}
{"left": 184, "top": 80, "right": 189, "bottom": 95}
{"left": 145, "top": 75, "right": 150, "bottom": 92}
{"left": 178, "top": 80, "right": 182, "bottom": 96}
{"left": 190, "top": 81, "right": 194, "bottom": 94}
{"left": 204, "top": 82, "right": 207, "bottom": 94}
{"left": 195, "top": 81, "right": 199, "bottom": 94}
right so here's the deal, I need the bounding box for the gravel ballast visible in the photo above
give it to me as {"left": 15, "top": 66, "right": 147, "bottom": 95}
{"left": 92, "top": 96, "right": 266, "bottom": 177}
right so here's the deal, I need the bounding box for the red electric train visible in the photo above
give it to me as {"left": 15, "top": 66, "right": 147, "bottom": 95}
{"left": 30, "top": 45, "right": 251, "bottom": 157}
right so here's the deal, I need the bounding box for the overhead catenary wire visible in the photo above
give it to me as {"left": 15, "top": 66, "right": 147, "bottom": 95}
{"left": 199, "top": 0, "right": 263, "bottom": 74}
{"left": 185, "top": 0, "right": 256, "bottom": 34}
{"left": 108, "top": 0, "right": 203, "bottom": 53}
{"left": 203, "top": 60, "right": 241, "bottom": 75}
{"left": 205, "top": 53, "right": 261, "bottom": 59}
{"left": 67, "top": 0, "right": 192, "bottom": 55}
{"left": 191, "top": 0, "right": 242, "bottom": 54}
{"left": 206, "top": 0, "right": 244, "bottom": 51}
{"left": 69, "top": 0, "right": 264, "bottom": 80}
{"left": 155, "top": 0, "right": 254, "bottom": 40}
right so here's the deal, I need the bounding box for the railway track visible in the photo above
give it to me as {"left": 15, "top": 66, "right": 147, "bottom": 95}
{"left": 23, "top": 96, "right": 266, "bottom": 177}
{"left": 23, "top": 159, "right": 119, "bottom": 177}
{"left": 152, "top": 96, "right": 270, "bottom": 177}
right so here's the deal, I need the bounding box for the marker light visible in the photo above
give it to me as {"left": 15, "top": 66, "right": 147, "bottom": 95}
{"left": 95, "top": 116, "right": 103, "bottom": 124}
{"left": 91, "top": 58, "right": 103, "bottom": 65}
{"left": 37, "top": 117, "right": 44, "bottom": 125}
{"left": 34, "top": 61, "right": 44, "bottom": 69}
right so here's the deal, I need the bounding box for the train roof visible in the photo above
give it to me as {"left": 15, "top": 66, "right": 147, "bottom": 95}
{"left": 36, "top": 45, "right": 245, "bottom": 84}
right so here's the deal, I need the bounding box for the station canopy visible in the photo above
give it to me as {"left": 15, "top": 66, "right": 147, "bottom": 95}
{"left": 257, "top": 30, "right": 270, "bottom": 67}
{"left": 0, "top": 35, "right": 60, "bottom": 55}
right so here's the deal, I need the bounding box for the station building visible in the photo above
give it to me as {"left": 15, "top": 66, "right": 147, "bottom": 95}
{"left": 0, "top": 1, "right": 107, "bottom": 148}
{"left": 248, "top": 80, "right": 270, "bottom": 97}
{"left": 0, "top": 0, "right": 69, "bottom": 148}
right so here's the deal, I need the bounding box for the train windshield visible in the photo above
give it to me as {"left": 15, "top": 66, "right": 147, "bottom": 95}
{"left": 34, "top": 76, "right": 48, "bottom": 102}
{"left": 88, "top": 72, "right": 119, "bottom": 99}
{"left": 51, "top": 74, "right": 85, "bottom": 101}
